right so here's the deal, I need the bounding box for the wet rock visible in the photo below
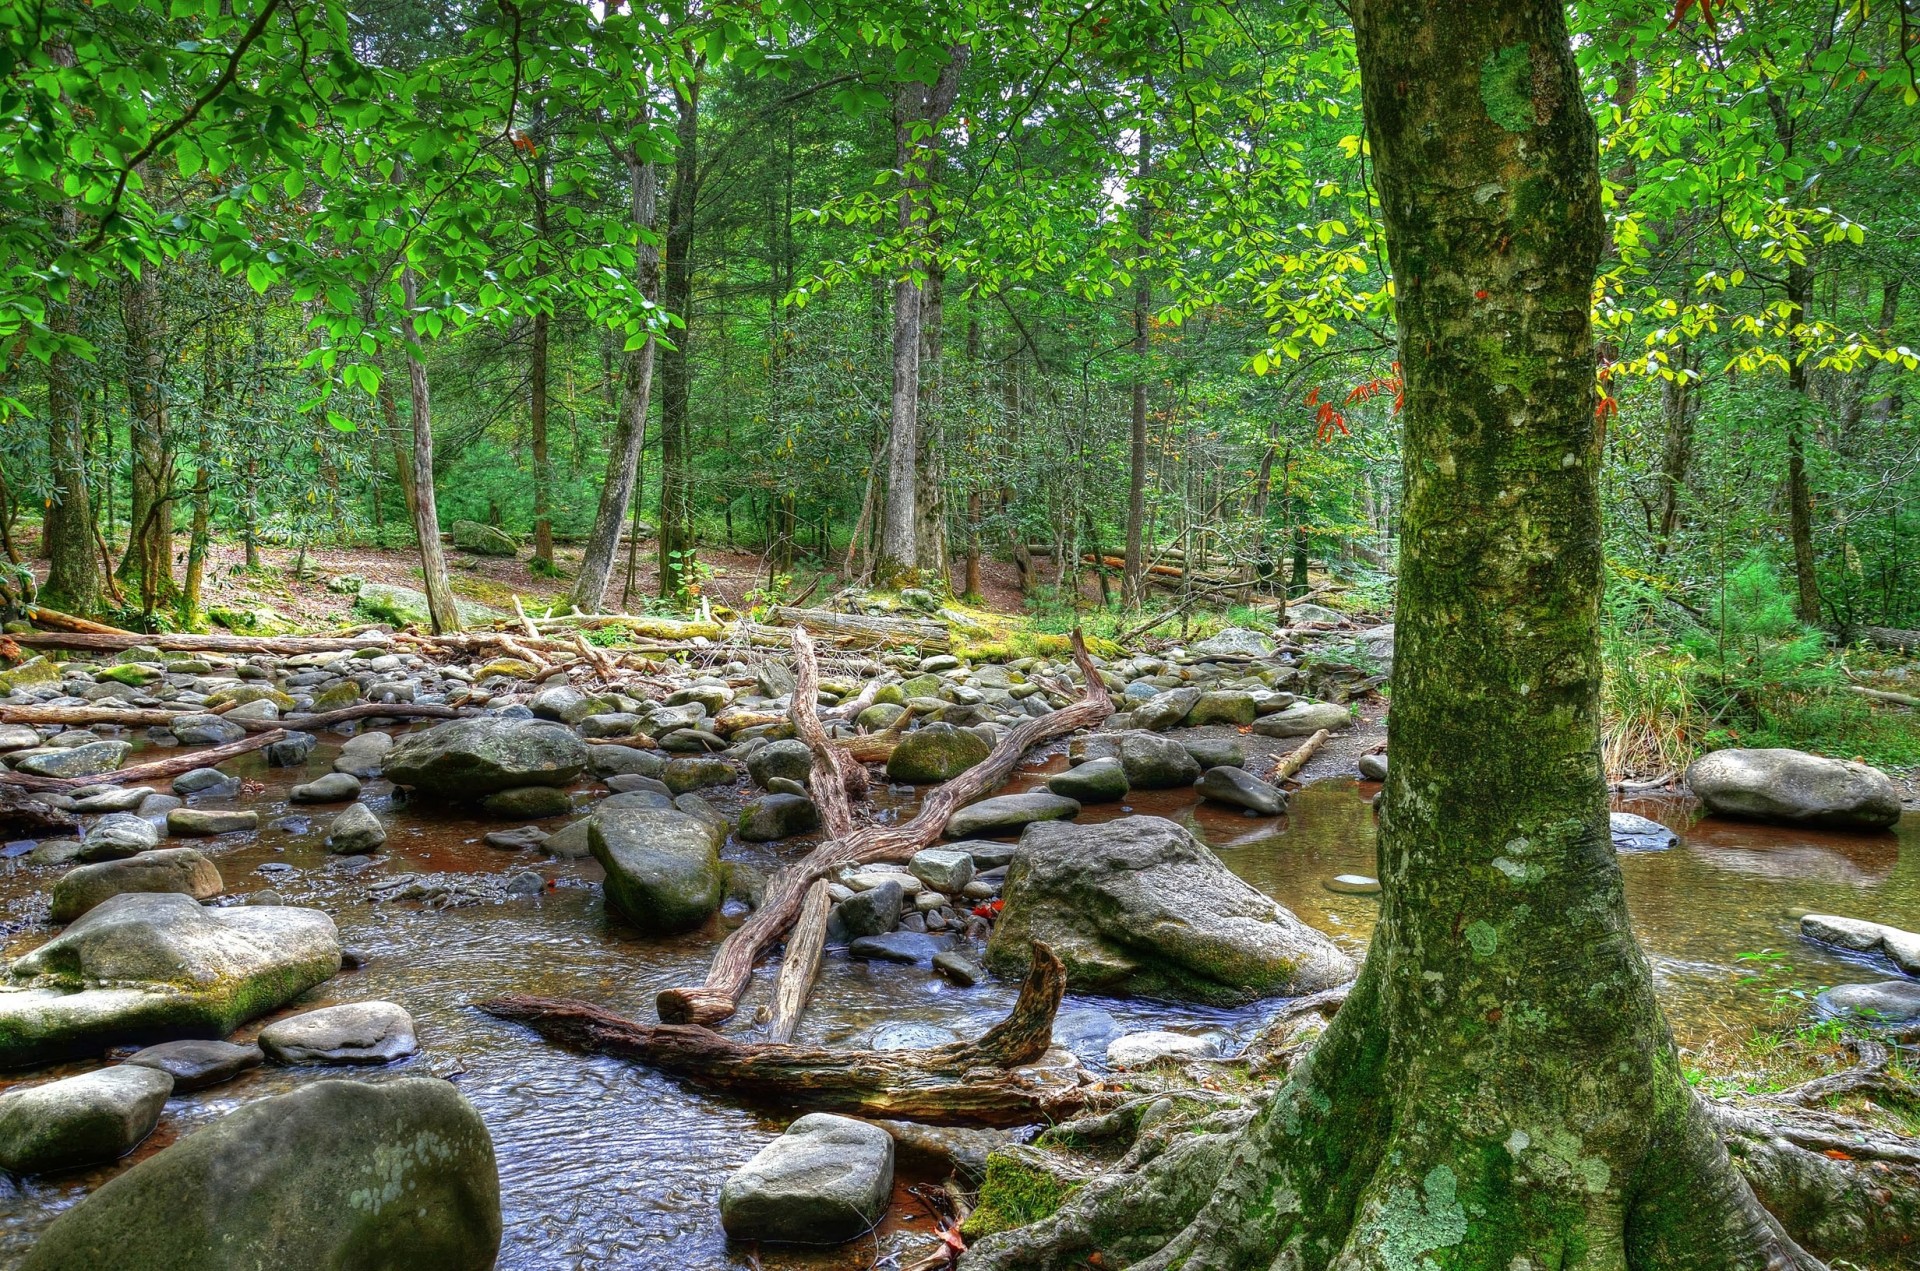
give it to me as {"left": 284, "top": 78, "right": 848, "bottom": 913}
{"left": 886, "top": 723, "right": 992, "bottom": 784}
{"left": 0, "top": 893, "right": 340, "bottom": 1068}
{"left": 659, "top": 727, "right": 728, "bottom": 753}
{"left": 244, "top": 889, "right": 283, "bottom": 905}
{"left": 289, "top": 772, "right": 362, "bottom": 804}
{"left": 1105, "top": 1030, "right": 1224, "bottom": 1068}
{"left": 1129, "top": 687, "right": 1200, "bottom": 733}
{"left": 591, "top": 805, "right": 724, "bottom": 934}
{"left": 15, "top": 741, "right": 133, "bottom": 779}
{"left": 480, "top": 786, "right": 573, "bottom": 819}
{"left": 1118, "top": 732, "right": 1201, "bottom": 790}
{"left": 746, "top": 739, "right": 814, "bottom": 788}
{"left": 330, "top": 731, "right": 393, "bottom": 778}
{"left": 933, "top": 950, "right": 985, "bottom": 986}
{"left": 171, "top": 767, "right": 237, "bottom": 796}
{"left": 52, "top": 848, "right": 223, "bottom": 923}
{"left": 1252, "top": 701, "right": 1352, "bottom": 738}
{"left": 77, "top": 812, "right": 161, "bottom": 861}
{"left": 386, "top": 717, "right": 587, "bottom": 799}
{"left": 736, "top": 793, "right": 821, "bottom": 842}
{"left": 1184, "top": 691, "right": 1257, "bottom": 727}
{"left": 1609, "top": 812, "right": 1677, "bottom": 853}
{"left": 69, "top": 786, "right": 153, "bottom": 814}
{"left": 662, "top": 755, "right": 735, "bottom": 795}
{"left": 27, "top": 840, "right": 86, "bottom": 867}
{"left": 0, "top": 1066, "right": 174, "bottom": 1175}
{"left": 580, "top": 712, "right": 645, "bottom": 739}
{"left": 123, "top": 1038, "right": 263, "bottom": 1091}
{"left": 849, "top": 932, "right": 954, "bottom": 964}
{"left": 1801, "top": 914, "right": 1920, "bottom": 976}
{"left": 1182, "top": 736, "right": 1246, "bottom": 770}
{"left": 720, "top": 1113, "right": 893, "bottom": 1246}
{"left": 483, "top": 826, "right": 550, "bottom": 851}
{"left": 1357, "top": 751, "right": 1388, "bottom": 781}
{"left": 1191, "top": 628, "right": 1276, "bottom": 659}
{"left": 604, "top": 773, "right": 671, "bottom": 796}
{"left": 945, "top": 792, "right": 1080, "bottom": 839}
{"left": 324, "top": 803, "right": 386, "bottom": 855}
{"left": 1195, "top": 766, "right": 1286, "bottom": 816}
{"left": 311, "top": 682, "right": 361, "bottom": 712}
{"left": 1816, "top": 981, "right": 1920, "bottom": 1033}
{"left": 264, "top": 732, "right": 318, "bottom": 767}
{"left": 259, "top": 1001, "right": 418, "bottom": 1065}
{"left": 832, "top": 881, "right": 904, "bottom": 941}
{"left": 1324, "top": 874, "right": 1381, "bottom": 895}
{"left": 1046, "top": 757, "right": 1129, "bottom": 802}
{"left": 168, "top": 714, "right": 248, "bottom": 746}
{"left": 223, "top": 699, "right": 280, "bottom": 725}
{"left": 988, "top": 816, "right": 1355, "bottom": 1004}
{"left": 18, "top": 1077, "right": 500, "bottom": 1271}
{"left": 0, "top": 723, "right": 45, "bottom": 750}
{"left": 167, "top": 808, "right": 258, "bottom": 837}
{"left": 540, "top": 819, "right": 593, "bottom": 859}
{"left": 1686, "top": 748, "right": 1901, "bottom": 830}
{"left": 135, "top": 793, "right": 183, "bottom": 818}
{"left": 909, "top": 848, "right": 975, "bottom": 893}
{"left": 588, "top": 744, "right": 665, "bottom": 778}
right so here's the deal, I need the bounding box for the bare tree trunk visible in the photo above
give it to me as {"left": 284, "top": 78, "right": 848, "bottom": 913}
{"left": 41, "top": 200, "right": 99, "bottom": 616}
{"left": 657, "top": 74, "right": 700, "bottom": 601}
{"left": 1784, "top": 262, "right": 1822, "bottom": 625}
{"left": 116, "top": 260, "right": 178, "bottom": 616}
{"left": 397, "top": 267, "right": 460, "bottom": 634}
{"left": 1123, "top": 91, "right": 1153, "bottom": 610}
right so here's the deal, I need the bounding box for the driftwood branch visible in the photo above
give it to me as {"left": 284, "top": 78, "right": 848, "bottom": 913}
{"left": 766, "top": 880, "right": 833, "bottom": 1045}
{"left": 655, "top": 628, "right": 1114, "bottom": 1027}
{"left": 0, "top": 729, "right": 290, "bottom": 792}
{"left": 1271, "top": 728, "right": 1330, "bottom": 783}
{"left": 478, "top": 942, "right": 1085, "bottom": 1127}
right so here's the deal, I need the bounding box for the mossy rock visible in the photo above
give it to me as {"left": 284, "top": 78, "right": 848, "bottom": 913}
{"left": 886, "top": 722, "right": 991, "bottom": 784}
{"left": 207, "top": 605, "right": 296, "bottom": 636}
{"left": 452, "top": 521, "right": 521, "bottom": 557}
{"left": 354, "top": 582, "right": 504, "bottom": 629}
{"left": 207, "top": 685, "right": 296, "bottom": 712}
{"left": 0, "top": 657, "right": 62, "bottom": 694}
{"left": 311, "top": 681, "right": 362, "bottom": 711}
{"left": 97, "top": 663, "right": 160, "bottom": 687}
{"left": 477, "top": 658, "right": 540, "bottom": 680}
{"left": 961, "top": 1148, "right": 1081, "bottom": 1240}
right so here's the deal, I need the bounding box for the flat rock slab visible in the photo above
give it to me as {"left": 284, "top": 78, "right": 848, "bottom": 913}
{"left": 288, "top": 773, "right": 362, "bottom": 804}
{"left": 1687, "top": 747, "right": 1900, "bottom": 830}
{"left": 1251, "top": 701, "right": 1351, "bottom": 738}
{"left": 258, "top": 1001, "right": 418, "bottom": 1065}
{"left": 1801, "top": 914, "right": 1920, "bottom": 976}
{"left": 1609, "top": 812, "right": 1678, "bottom": 853}
{"left": 848, "top": 932, "right": 955, "bottom": 965}
{"left": 1195, "top": 766, "right": 1286, "bottom": 816}
{"left": 945, "top": 793, "right": 1080, "bottom": 839}
{"left": 1046, "top": 757, "right": 1129, "bottom": 802}
{"left": 167, "top": 808, "right": 259, "bottom": 837}
{"left": 0, "top": 1065, "right": 174, "bottom": 1174}
{"left": 385, "top": 717, "right": 586, "bottom": 799}
{"left": 720, "top": 1113, "right": 894, "bottom": 1246}
{"left": 123, "top": 1039, "right": 264, "bottom": 1092}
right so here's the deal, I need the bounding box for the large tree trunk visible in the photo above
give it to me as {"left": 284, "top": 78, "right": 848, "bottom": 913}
{"left": 914, "top": 262, "right": 948, "bottom": 578}
{"left": 117, "top": 260, "right": 178, "bottom": 615}
{"left": 570, "top": 149, "right": 661, "bottom": 612}
{"left": 657, "top": 76, "right": 699, "bottom": 601}
{"left": 965, "top": 3, "right": 1822, "bottom": 1268}
{"left": 41, "top": 201, "right": 99, "bottom": 617}
{"left": 1122, "top": 93, "right": 1152, "bottom": 611}
{"left": 397, "top": 267, "right": 460, "bottom": 634}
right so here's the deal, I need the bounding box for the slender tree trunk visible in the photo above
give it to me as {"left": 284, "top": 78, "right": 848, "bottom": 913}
{"left": 397, "top": 267, "right": 459, "bottom": 633}
{"left": 41, "top": 202, "right": 99, "bottom": 616}
{"left": 528, "top": 101, "right": 555, "bottom": 570}
{"left": 1123, "top": 92, "right": 1153, "bottom": 610}
{"left": 117, "top": 261, "right": 178, "bottom": 615}
{"left": 968, "top": 2, "right": 1821, "bottom": 1267}
{"left": 1653, "top": 332, "right": 1695, "bottom": 551}
{"left": 914, "top": 262, "right": 948, "bottom": 578}
{"left": 658, "top": 75, "right": 700, "bottom": 600}
{"left": 569, "top": 149, "right": 660, "bottom": 613}
{"left": 1783, "top": 263, "right": 1821, "bottom": 625}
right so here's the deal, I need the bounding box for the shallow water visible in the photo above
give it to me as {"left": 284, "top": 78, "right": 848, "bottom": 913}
{"left": 0, "top": 730, "right": 1911, "bottom": 1269}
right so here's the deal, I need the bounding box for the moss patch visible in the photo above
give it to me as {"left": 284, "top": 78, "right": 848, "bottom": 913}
{"left": 961, "top": 1151, "right": 1081, "bottom": 1240}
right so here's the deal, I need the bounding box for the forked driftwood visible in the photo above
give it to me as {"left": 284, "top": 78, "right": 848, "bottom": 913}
{"left": 653, "top": 626, "right": 1114, "bottom": 1027}
{"left": 479, "top": 942, "right": 1088, "bottom": 1126}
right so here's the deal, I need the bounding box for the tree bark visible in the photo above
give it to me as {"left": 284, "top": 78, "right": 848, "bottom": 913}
{"left": 1783, "top": 263, "right": 1822, "bottom": 626}
{"left": 1122, "top": 90, "right": 1153, "bottom": 611}
{"left": 570, "top": 148, "right": 661, "bottom": 612}
{"left": 41, "top": 202, "right": 99, "bottom": 617}
{"left": 397, "top": 267, "right": 460, "bottom": 634}
{"left": 116, "top": 258, "right": 178, "bottom": 615}
{"left": 528, "top": 101, "right": 555, "bottom": 570}
{"left": 657, "top": 73, "right": 700, "bottom": 600}
{"left": 965, "top": 3, "right": 1823, "bottom": 1268}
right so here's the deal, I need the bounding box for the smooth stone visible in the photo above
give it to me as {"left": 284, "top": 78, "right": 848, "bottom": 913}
{"left": 848, "top": 932, "right": 955, "bottom": 965}
{"left": 1195, "top": 766, "right": 1287, "bottom": 816}
{"left": 135, "top": 793, "right": 183, "bottom": 818}
{"left": 1046, "top": 757, "right": 1129, "bottom": 802}
{"left": 604, "top": 773, "right": 671, "bottom": 795}
{"left": 480, "top": 786, "right": 573, "bottom": 819}
{"left": 719, "top": 1113, "right": 894, "bottom": 1246}
{"left": 736, "top": 793, "right": 821, "bottom": 842}
{"left": 746, "top": 739, "right": 814, "bottom": 789}
{"left": 1802, "top": 914, "right": 1920, "bottom": 976}
{"left": 886, "top": 723, "right": 991, "bottom": 784}
{"left": 51, "top": 848, "right": 223, "bottom": 923}
{"left": 662, "top": 756, "right": 736, "bottom": 795}
{"left": 1128, "top": 687, "right": 1201, "bottom": 732}
{"left": 483, "top": 826, "right": 550, "bottom": 851}
{"left": 69, "top": 786, "right": 153, "bottom": 814}
{"left": 587, "top": 744, "right": 666, "bottom": 778}
{"left": 385, "top": 717, "right": 587, "bottom": 798}
{"left": 258, "top": 1001, "right": 418, "bottom": 1065}
{"left": 1182, "top": 736, "right": 1245, "bottom": 770}
{"left": 1184, "top": 690, "right": 1257, "bottom": 727}
{"left": 1816, "top": 980, "right": 1920, "bottom": 1031}
{"left": 1191, "top": 628, "right": 1277, "bottom": 658}
{"left": 1118, "top": 733, "right": 1202, "bottom": 790}
{"left": 330, "top": 731, "right": 393, "bottom": 778}
{"left": 540, "top": 819, "right": 593, "bottom": 859}
{"left": 265, "top": 732, "right": 320, "bottom": 767}
{"left": 123, "top": 1039, "right": 264, "bottom": 1092}
{"left": 324, "top": 803, "right": 386, "bottom": 854}
{"left": 288, "top": 772, "right": 362, "bottom": 804}
{"left": 168, "top": 714, "right": 247, "bottom": 746}
{"left": 170, "top": 767, "right": 236, "bottom": 796}
{"left": 591, "top": 805, "right": 724, "bottom": 933}
{"left": 77, "top": 812, "right": 162, "bottom": 861}
{"left": 944, "top": 792, "right": 1080, "bottom": 839}
{"left": 766, "top": 775, "right": 809, "bottom": 798}
{"left": 1609, "top": 811, "right": 1678, "bottom": 853}
{"left": 1252, "top": 701, "right": 1352, "bottom": 738}
{"left": 15, "top": 741, "right": 133, "bottom": 779}
{"left": 166, "top": 808, "right": 259, "bottom": 837}
{"left": 1686, "top": 747, "right": 1901, "bottom": 830}
{"left": 0, "top": 1066, "right": 174, "bottom": 1174}
{"left": 909, "top": 848, "right": 975, "bottom": 893}
{"left": 832, "top": 881, "right": 904, "bottom": 941}
{"left": 1325, "top": 874, "right": 1381, "bottom": 895}
{"left": 1105, "top": 1030, "right": 1225, "bottom": 1068}
{"left": 1357, "top": 751, "right": 1388, "bottom": 781}
{"left": 932, "top": 950, "right": 985, "bottom": 986}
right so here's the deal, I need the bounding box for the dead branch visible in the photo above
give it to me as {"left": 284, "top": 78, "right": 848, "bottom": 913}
{"left": 1271, "top": 728, "right": 1330, "bottom": 783}
{"left": 0, "top": 729, "right": 290, "bottom": 792}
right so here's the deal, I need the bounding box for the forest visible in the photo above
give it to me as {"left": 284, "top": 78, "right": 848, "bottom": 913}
{"left": 0, "top": 0, "right": 1917, "bottom": 1268}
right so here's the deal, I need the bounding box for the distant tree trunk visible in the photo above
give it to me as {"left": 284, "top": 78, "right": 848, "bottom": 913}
{"left": 117, "top": 261, "right": 179, "bottom": 615}
{"left": 914, "top": 262, "right": 948, "bottom": 579}
{"left": 41, "top": 201, "right": 99, "bottom": 616}
{"left": 1653, "top": 332, "right": 1696, "bottom": 552}
{"left": 657, "top": 73, "right": 700, "bottom": 601}
{"left": 184, "top": 324, "right": 218, "bottom": 618}
{"left": 1122, "top": 91, "right": 1153, "bottom": 610}
{"left": 528, "top": 100, "right": 555, "bottom": 570}
{"left": 1784, "top": 262, "right": 1821, "bottom": 625}
{"left": 397, "top": 266, "right": 460, "bottom": 634}
{"left": 569, "top": 148, "right": 661, "bottom": 613}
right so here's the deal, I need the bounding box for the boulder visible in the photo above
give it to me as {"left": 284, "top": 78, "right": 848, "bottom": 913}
{"left": 747, "top": 739, "right": 814, "bottom": 789}
{"left": 1191, "top": 628, "right": 1276, "bottom": 659}
{"left": 385, "top": 717, "right": 587, "bottom": 799}
{"left": 14, "top": 741, "right": 132, "bottom": 780}
{"left": 1195, "top": 766, "right": 1287, "bottom": 816}
{"left": 1184, "top": 691, "right": 1257, "bottom": 727}
{"left": 0, "top": 893, "right": 340, "bottom": 1068}
{"left": 849, "top": 932, "right": 954, "bottom": 964}
{"left": 331, "top": 731, "right": 393, "bottom": 778}
{"left": 1815, "top": 981, "right": 1920, "bottom": 1035}
{"left": 1252, "top": 701, "right": 1352, "bottom": 738}
{"left": 51, "top": 849, "right": 223, "bottom": 923}
{"left": 169, "top": 714, "right": 248, "bottom": 746}
{"left": 831, "top": 881, "right": 904, "bottom": 941}
{"left": 166, "top": 808, "right": 258, "bottom": 837}
{"left": 1357, "top": 751, "right": 1388, "bottom": 781}
{"left": 0, "top": 1066, "right": 174, "bottom": 1174}
{"left": 1119, "top": 732, "right": 1202, "bottom": 790}
{"left": 355, "top": 581, "right": 502, "bottom": 628}
{"left": 77, "top": 812, "right": 160, "bottom": 861}
{"left": 288, "top": 772, "right": 361, "bottom": 804}
{"left": 737, "top": 793, "right": 821, "bottom": 842}
{"left": 264, "top": 733, "right": 317, "bottom": 767}
{"left": 1609, "top": 812, "right": 1677, "bottom": 853}
{"left": 719, "top": 1113, "right": 894, "bottom": 1246}
{"left": 886, "top": 723, "right": 992, "bottom": 784}
{"left": 258, "top": 1001, "right": 418, "bottom": 1065}
{"left": 123, "top": 1039, "right": 263, "bottom": 1091}
{"left": 18, "top": 1078, "right": 500, "bottom": 1271}
{"left": 1182, "top": 736, "right": 1246, "bottom": 770}
{"left": 588, "top": 744, "right": 666, "bottom": 778}
{"left": 1047, "top": 757, "right": 1129, "bottom": 802}
{"left": 662, "top": 755, "right": 737, "bottom": 794}
{"left": 987, "top": 816, "right": 1354, "bottom": 1004}
{"left": 171, "top": 767, "right": 237, "bottom": 796}
{"left": 1129, "top": 687, "right": 1200, "bottom": 732}
{"left": 591, "top": 804, "right": 723, "bottom": 934}
{"left": 1105, "top": 1030, "right": 1224, "bottom": 1069}
{"left": 945, "top": 792, "right": 1080, "bottom": 839}
{"left": 325, "top": 802, "right": 387, "bottom": 854}
{"left": 1801, "top": 914, "right": 1920, "bottom": 976}
{"left": 453, "top": 520, "right": 520, "bottom": 556}
{"left": 1685, "top": 748, "right": 1901, "bottom": 830}
{"left": 909, "top": 848, "right": 975, "bottom": 893}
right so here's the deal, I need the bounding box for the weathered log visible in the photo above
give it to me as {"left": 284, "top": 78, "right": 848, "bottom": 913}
{"left": 792, "top": 625, "right": 869, "bottom": 816}
{"left": 480, "top": 942, "right": 1088, "bottom": 1126}
{"left": 527, "top": 613, "right": 728, "bottom": 641}
{"left": 0, "top": 729, "right": 289, "bottom": 792}
{"left": 1271, "top": 728, "right": 1330, "bottom": 783}
{"left": 9, "top": 630, "right": 387, "bottom": 655}
{"left": 1858, "top": 626, "right": 1920, "bottom": 654}
{"left": 656, "top": 629, "right": 1113, "bottom": 1027}
{"left": 768, "top": 606, "right": 951, "bottom": 653}
{"left": 0, "top": 702, "right": 467, "bottom": 735}
{"left": 24, "top": 607, "right": 137, "bottom": 636}
{"left": 1852, "top": 684, "right": 1919, "bottom": 709}
{"left": 765, "top": 880, "right": 833, "bottom": 1044}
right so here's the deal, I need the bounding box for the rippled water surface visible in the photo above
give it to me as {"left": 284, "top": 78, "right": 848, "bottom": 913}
{"left": 0, "top": 728, "right": 1911, "bottom": 1269}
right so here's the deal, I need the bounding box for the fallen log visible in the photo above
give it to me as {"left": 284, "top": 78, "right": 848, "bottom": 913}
{"left": 765, "top": 880, "right": 833, "bottom": 1044}
{"left": 0, "top": 729, "right": 290, "bottom": 792}
{"left": 480, "top": 942, "right": 1089, "bottom": 1127}
{"left": 0, "top": 702, "right": 468, "bottom": 735}
{"left": 1271, "top": 728, "right": 1330, "bottom": 783}
{"left": 655, "top": 628, "right": 1114, "bottom": 1028}
{"left": 768, "top": 606, "right": 951, "bottom": 654}
{"left": 9, "top": 631, "right": 388, "bottom": 655}
{"left": 24, "top": 607, "right": 137, "bottom": 636}
{"left": 1853, "top": 685, "right": 1919, "bottom": 709}
{"left": 1858, "top": 626, "right": 1920, "bottom": 654}
{"left": 527, "top": 613, "right": 727, "bottom": 642}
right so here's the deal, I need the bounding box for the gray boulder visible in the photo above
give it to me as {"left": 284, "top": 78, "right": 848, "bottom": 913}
{"left": 591, "top": 804, "right": 724, "bottom": 933}
{"left": 1191, "top": 628, "right": 1276, "bottom": 659}
{"left": 1801, "top": 914, "right": 1920, "bottom": 976}
{"left": 1609, "top": 812, "right": 1677, "bottom": 853}
{"left": 18, "top": 1078, "right": 500, "bottom": 1271}
{"left": 1130, "top": 687, "right": 1200, "bottom": 732}
{"left": 746, "top": 739, "right": 814, "bottom": 788}
{"left": 356, "top": 580, "right": 502, "bottom": 628}
{"left": 737, "top": 793, "right": 821, "bottom": 842}
{"left": 123, "top": 1039, "right": 263, "bottom": 1091}
{"left": 1816, "top": 981, "right": 1920, "bottom": 1035}
{"left": 720, "top": 1113, "right": 894, "bottom": 1245}
{"left": 452, "top": 519, "right": 520, "bottom": 556}
{"left": 258, "top": 1001, "right": 418, "bottom": 1065}
{"left": 1184, "top": 690, "right": 1257, "bottom": 727}
{"left": 945, "top": 792, "right": 1080, "bottom": 839}
{"left": 589, "top": 744, "right": 666, "bottom": 778}
{"left": 171, "top": 767, "right": 236, "bottom": 796}
{"left": 51, "top": 848, "right": 223, "bottom": 923}
{"left": 386, "top": 716, "right": 587, "bottom": 799}
{"left": 481, "top": 785, "right": 573, "bottom": 819}
{"left": 1, "top": 893, "right": 339, "bottom": 1068}
{"left": 264, "top": 732, "right": 318, "bottom": 767}
{"left": 1119, "top": 732, "right": 1202, "bottom": 790}
{"left": 1195, "top": 766, "right": 1287, "bottom": 816}
{"left": 0, "top": 1065, "right": 174, "bottom": 1174}
{"left": 288, "top": 772, "right": 361, "bottom": 804}
{"left": 886, "top": 723, "right": 991, "bottom": 784}
{"left": 169, "top": 714, "right": 248, "bottom": 746}
{"left": 331, "top": 730, "right": 393, "bottom": 778}
{"left": 909, "top": 848, "right": 975, "bottom": 893}
{"left": 1686, "top": 748, "right": 1901, "bottom": 830}
{"left": 77, "top": 812, "right": 160, "bottom": 861}
{"left": 1252, "top": 701, "right": 1352, "bottom": 738}
{"left": 325, "top": 802, "right": 387, "bottom": 854}
{"left": 832, "top": 881, "right": 904, "bottom": 940}
{"left": 987, "top": 816, "right": 1354, "bottom": 1004}
{"left": 1047, "top": 757, "right": 1129, "bottom": 802}
{"left": 662, "top": 755, "right": 736, "bottom": 794}
{"left": 1357, "top": 751, "right": 1388, "bottom": 781}
{"left": 14, "top": 741, "right": 132, "bottom": 779}
{"left": 166, "top": 808, "right": 258, "bottom": 836}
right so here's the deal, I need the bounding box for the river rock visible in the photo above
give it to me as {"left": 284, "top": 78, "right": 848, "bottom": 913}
{"left": 1609, "top": 812, "right": 1677, "bottom": 853}
{"left": 1816, "top": 980, "right": 1920, "bottom": 1033}
{"left": 168, "top": 714, "right": 248, "bottom": 746}
{"left": 14, "top": 741, "right": 132, "bottom": 779}
{"left": 264, "top": 732, "right": 318, "bottom": 767}
{"left": 662, "top": 755, "right": 735, "bottom": 795}
{"left": 591, "top": 805, "right": 723, "bottom": 933}
{"left": 123, "top": 1039, "right": 264, "bottom": 1091}
{"left": 171, "top": 767, "right": 237, "bottom": 796}
{"left": 1195, "top": 766, "right": 1286, "bottom": 816}
{"left": 1129, "top": 687, "right": 1201, "bottom": 732}
{"left": 933, "top": 949, "right": 985, "bottom": 986}
{"left": 18, "top": 1078, "right": 500, "bottom": 1271}
{"left": 70, "top": 786, "right": 152, "bottom": 814}
{"left": 945, "top": 792, "right": 1080, "bottom": 839}
{"left": 1801, "top": 914, "right": 1920, "bottom": 976}
{"left": 1182, "top": 736, "right": 1246, "bottom": 770}
{"left": 987, "top": 816, "right": 1355, "bottom": 1004}
{"left": 77, "top": 812, "right": 161, "bottom": 861}
{"left": 1357, "top": 751, "right": 1388, "bottom": 781}
{"left": 1047, "top": 757, "right": 1129, "bottom": 802}
{"left": 51, "top": 848, "right": 223, "bottom": 923}
{"left": 481, "top": 785, "right": 573, "bottom": 818}
{"left": 909, "top": 847, "right": 975, "bottom": 893}
{"left": 325, "top": 802, "right": 386, "bottom": 854}
{"left": 259, "top": 1001, "right": 418, "bottom": 1065}
{"left": 1105, "top": 1030, "right": 1225, "bottom": 1068}
{"left": 386, "top": 717, "right": 586, "bottom": 798}
{"left": 737, "top": 793, "right": 821, "bottom": 842}
{"left": 588, "top": 744, "right": 665, "bottom": 778}
{"left": 746, "top": 739, "right": 813, "bottom": 788}
{"left": 288, "top": 772, "right": 362, "bottom": 804}
{"left": 1119, "top": 732, "right": 1202, "bottom": 789}
{"left": 167, "top": 808, "right": 259, "bottom": 836}
{"left": 832, "top": 880, "right": 904, "bottom": 940}
{"left": 331, "top": 730, "right": 393, "bottom": 778}
{"left": 1191, "top": 628, "right": 1276, "bottom": 659}
{"left": 719, "top": 1113, "right": 894, "bottom": 1246}
{"left": 0, "top": 893, "right": 340, "bottom": 1068}
{"left": 1685, "top": 748, "right": 1901, "bottom": 830}
{"left": 886, "top": 723, "right": 991, "bottom": 784}
{"left": 849, "top": 932, "right": 954, "bottom": 964}
{"left": 0, "top": 1065, "right": 174, "bottom": 1175}
{"left": 1184, "top": 691, "right": 1257, "bottom": 727}
{"left": 1252, "top": 701, "right": 1351, "bottom": 738}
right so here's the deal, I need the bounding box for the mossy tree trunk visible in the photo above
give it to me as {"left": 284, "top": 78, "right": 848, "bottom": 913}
{"left": 117, "top": 258, "right": 180, "bottom": 616}
{"left": 963, "top": 1, "right": 1823, "bottom": 1268}
{"left": 41, "top": 201, "right": 100, "bottom": 617}
{"left": 657, "top": 67, "right": 700, "bottom": 601}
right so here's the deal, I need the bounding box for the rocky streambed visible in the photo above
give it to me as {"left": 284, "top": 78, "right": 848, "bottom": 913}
{"left": 0, "top": 626, "right": 1912, "bottom": 1269}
